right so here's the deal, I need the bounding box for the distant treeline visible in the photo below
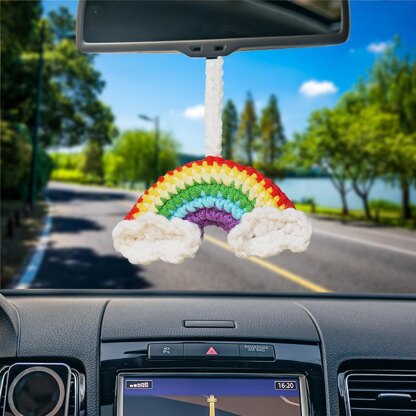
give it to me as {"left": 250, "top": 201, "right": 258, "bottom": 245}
{"left": 178, "top": 153, "right": 329, "bottom": 178}
{"left": 51, "top": 130, "right": 179, "bottom": 189}
{"left": 221, "top": 93, "right": 286, "bottom": 179}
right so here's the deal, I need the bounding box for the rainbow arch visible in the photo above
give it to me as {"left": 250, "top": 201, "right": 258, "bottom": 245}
{"left": 124, "top": 156, "right": 295, "bottom": 233}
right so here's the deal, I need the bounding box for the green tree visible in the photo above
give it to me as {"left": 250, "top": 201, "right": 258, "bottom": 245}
{"left": 342, "top": 103, "right": 401, "bottom": 220}
{"left": 1, "top": 121, "right": 52, "bottom": 199}
{"left": 383, "top": 132, "right": 416, "bottom": 217}
{"left": 0, "top": 122, "right": 32, "bottom": 199}
{"left": 1, "top": 1, "right": 42, "bottom": 122}
{"left": 2, "top": 5, "right": 116, "bottom": 148}
{"left": 158, "top": 134, "right": 181, "bottom": 176}
{"left": 40, "top": 8, "right": 113, "bottom": 148}
{"left": 238, "top": 92, "right": 257, "bottom": 165}
{"left": 83, "top": 141, "right": 105, "bottom": 183}
{"left": 1, "top": 4, "right": 117, "bottom": 198}
{"left": 107, "top": 130, "right": 179, "bottom": 189}
{"left": 112, "top": 131, "right": 154, "bottom": 188}
{"left": 48, "top": 6, "right": 75, "bottom": 42}
{"left": 294, "top": 108, "right": 352, "bottom": 215}
{"left": 221, "top": 100, "right": 238, "bottom": 160}
{"left": 258, "top": 94, "right": 286, "bottom": 178}
{"left": 82, "top": 101, "right": 118, "bottom": 183}
{"left": 369, "top": 38, "right": 416, "bottom": 219}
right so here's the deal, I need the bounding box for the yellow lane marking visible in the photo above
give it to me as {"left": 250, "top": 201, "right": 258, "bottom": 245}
{"left": 204, "top": 234, "right": 331, "bottom": 293}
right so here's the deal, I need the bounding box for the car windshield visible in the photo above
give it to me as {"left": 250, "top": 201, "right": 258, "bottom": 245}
{"left": 1, "top": 0, "right": 415, "bottom": 293}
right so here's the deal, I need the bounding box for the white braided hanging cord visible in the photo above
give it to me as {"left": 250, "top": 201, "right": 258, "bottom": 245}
{"left": 204, "top": 57, "right": 224, "bottom": 157}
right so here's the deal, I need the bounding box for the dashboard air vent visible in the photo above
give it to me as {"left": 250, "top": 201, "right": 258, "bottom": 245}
{"left": 0, "top": 364, "right": 84, "bottom": 416}
{"left": 345, "top": 373, "right": 416, "bottom": 416}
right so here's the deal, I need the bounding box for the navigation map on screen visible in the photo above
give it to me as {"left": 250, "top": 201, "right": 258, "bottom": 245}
{"left": 120, "top": 376, "right": 303, "bottom": 416}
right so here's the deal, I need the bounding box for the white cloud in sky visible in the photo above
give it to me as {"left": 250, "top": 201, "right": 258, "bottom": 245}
{"left": 299, "top": 80, "right": 338, "bottom": 97}
{"left": 367, "top": 41, "right": 390, "bottom": 54}
{"left": 183, "top": 104, "right": 205, "bottom": 120}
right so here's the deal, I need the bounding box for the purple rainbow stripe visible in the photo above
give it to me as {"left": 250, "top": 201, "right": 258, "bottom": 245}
{"left": 184, "top": 208, "right": 240, "bottom": 232}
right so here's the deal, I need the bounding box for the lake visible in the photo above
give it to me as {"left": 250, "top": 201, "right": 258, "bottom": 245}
{"left": 279, "top": 178, "right": 416, "bottom": 210}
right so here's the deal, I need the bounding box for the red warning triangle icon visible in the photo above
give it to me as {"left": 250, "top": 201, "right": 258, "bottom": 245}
{"left": 206, "top": 346, "right": 218, "bottom": 355}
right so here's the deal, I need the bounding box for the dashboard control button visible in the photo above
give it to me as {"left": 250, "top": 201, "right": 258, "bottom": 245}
{"left": 148, "top": 343, "right": 184, "bottom": 359}
{"left": 184, "top": 343, "right": 240, "bottom": 359}
{"left": 239, "top": 344, "right": 275, "bottom": 360}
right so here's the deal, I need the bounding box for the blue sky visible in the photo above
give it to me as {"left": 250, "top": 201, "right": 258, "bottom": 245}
{"left": 43, "top": 1, "right": 416, "bottom": 155}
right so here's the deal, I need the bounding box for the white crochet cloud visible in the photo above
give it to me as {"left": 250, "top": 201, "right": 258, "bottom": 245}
{"left": 227, "top": 207, "right": 312, "bottom": 258}
{"left": 112, "top": 213, "right": 202, "bottom": 265}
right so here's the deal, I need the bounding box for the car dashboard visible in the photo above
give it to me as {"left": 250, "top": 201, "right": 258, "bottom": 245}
{"left": 1, "top": 292, "right": 416, "bottom": 416}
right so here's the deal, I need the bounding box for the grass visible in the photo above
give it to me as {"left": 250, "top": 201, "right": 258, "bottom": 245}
{"left": 296, "top": 202, "right": 416, "bottom": 230}
{"left": 1, "top": 199, "right": 48, "bottom": 287}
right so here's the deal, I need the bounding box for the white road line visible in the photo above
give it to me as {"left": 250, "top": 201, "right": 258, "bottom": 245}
{"left": 314, "top": 229, "right": 416, "bottom": 257}
{"left": 312, "top": 221, "right": 416, "bottom": 244}
{"left": 344, "top": 227, "right": 416, "bottom": 244}
{"left": 16, "top": 198, "right": 53, "bottom": 289}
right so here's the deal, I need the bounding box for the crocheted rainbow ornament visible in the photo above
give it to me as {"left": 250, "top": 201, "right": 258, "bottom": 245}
{"left": 113, "top": 156, "right": 311, "bottom": 264}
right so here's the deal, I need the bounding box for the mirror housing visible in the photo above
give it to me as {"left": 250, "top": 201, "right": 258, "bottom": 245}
{"left": 76, "top": 0, "right": 350, "bottom": 57}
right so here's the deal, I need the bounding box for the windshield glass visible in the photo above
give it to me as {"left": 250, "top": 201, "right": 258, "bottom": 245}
{"left": 1, "top": 0, "right": 415, "bottom": 293}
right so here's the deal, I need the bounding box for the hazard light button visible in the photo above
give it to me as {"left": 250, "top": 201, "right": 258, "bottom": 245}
{"left": 183, "top": 343, "right": 240, "bottom": 359}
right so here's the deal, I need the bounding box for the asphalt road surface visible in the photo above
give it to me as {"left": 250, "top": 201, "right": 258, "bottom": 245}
{"left": 14, "top": 182, "right": 416, "bottom": 293}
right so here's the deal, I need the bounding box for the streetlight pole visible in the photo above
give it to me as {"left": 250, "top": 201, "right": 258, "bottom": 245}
{"left": 153, "top": 116, "right": 159, "bottom": 182}
{"left": 28, "top": 23, "right": 45, "bottom": 210}
{"left": 27, "top": 27, "right": 76, "bottom": 210}
{"left": 138, "top": 114, "right": 159, "bottom": 182}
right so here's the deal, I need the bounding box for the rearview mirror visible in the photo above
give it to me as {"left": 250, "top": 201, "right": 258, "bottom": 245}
{"left": 76, "top": 0, "right": 350, "bottom": 57}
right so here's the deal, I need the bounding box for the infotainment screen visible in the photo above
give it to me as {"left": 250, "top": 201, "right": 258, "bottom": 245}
{"left": 117, "top": 374, "right": 306, "bottom": 416}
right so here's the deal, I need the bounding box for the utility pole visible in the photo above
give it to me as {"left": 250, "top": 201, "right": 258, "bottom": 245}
{"left": 28, "top": 23, "right": 45, "bottom": 210}
{"left": 153, "top": 116, "right": 159, "bottom": 182}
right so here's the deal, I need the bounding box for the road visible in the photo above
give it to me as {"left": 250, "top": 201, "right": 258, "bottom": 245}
{"left": 15, "top": 182, "right": 416, "bottom": 293}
